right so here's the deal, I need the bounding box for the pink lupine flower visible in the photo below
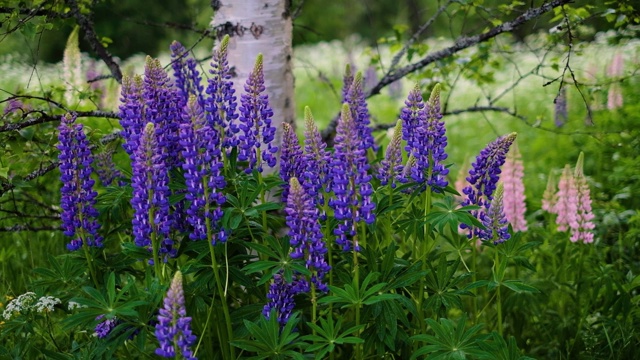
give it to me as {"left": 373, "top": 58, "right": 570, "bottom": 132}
{"left": 501, "top": 143, "right": 527, "bottom": 232}
{"left": 570, "top": 153, "right": 595, "bottom": 243}
{"left": 541, "top": 171, "right": 557, "bottom": 213}
{"left": 607, "top": 53, "right": 624, "bottom": 110}
{"left": 554, "top": 164, "right": 577, "bottom": 232}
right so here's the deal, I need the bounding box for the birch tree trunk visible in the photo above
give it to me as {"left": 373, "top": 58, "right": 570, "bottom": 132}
{"left": 211, "top": 0, "right": 294, "bottom": 151}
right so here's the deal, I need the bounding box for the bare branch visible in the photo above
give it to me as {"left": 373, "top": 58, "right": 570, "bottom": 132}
{"left": 1, "top": 109, "right": 119, "bottom": 133}
{"left": 0, "top": 6, "right": 71, "bottom": 19}
{"left": 65, "top": 0, "right": 123, "bottom": 83}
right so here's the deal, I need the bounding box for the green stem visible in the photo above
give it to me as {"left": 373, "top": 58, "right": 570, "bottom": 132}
{"left": 210, "top": 242, "right": 235, "bottom": 360}
{"left": 494, "top": 251, "right": 503, "bottom": 336}
{"left": 82, "top": 235, "right": 99, "bottom": 288}
{"left": 471, "top": 241, "right": 478, "bottom": 324}
{"left": 416, "top": 189, "right": 432, "bottom": 333}
{"left": 353, "top": 244, "right": 361, "bottom": 360}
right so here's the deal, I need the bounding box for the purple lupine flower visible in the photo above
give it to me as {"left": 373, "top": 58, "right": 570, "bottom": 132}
{"left": 554, "top": 85, "right": 567, "bottom": 127}
{"left": 205, "top": 34, "right": 240, "bottom": 151}
{"left": 237, "top": 54, "right": 278, "bottom": 172}
{"left": 118, "top": 75, "right": 145, "bottom": 160}
{"left": 94, "top": 315, "right": 118, "bottom": 339}
{"left": 170, "top": 41, "right": 205, "bottom": 110}
{"left": 328, "top": 103, "right": 376, "bottom": 252}
{"left": 155, "top": 271, "right": 197, "bottom": 360}
{"left": 460, "top": 133, "right": 517, "bottom": 239}
{"left": 377, "top": 120, "right": 403, "bottom": 188}
{"left": 341, "top": 64, "right": 354, "bottom": 102}
{"left": 344, "top": 72, "right": 377, "bottom": 153}
{"left": 479, "top": 183, "right": 511, "bottom": 244}
{"left": 364, "top": 66, "right": 378, "bottom": 93}
{"left": 143, "top": 56, "right": 182, "bottom": 170}
{"left": 57, "top": 113, "right": 103, "bottom": 251}
{"left": 401, "top": 84, "right": 449, "bottom": 191}
{"left": 93, "top": 148, "right": 122, "bottom": 187}
{"left": 280, "top": 123, "right": 304, "bottom": 203}
{"left": 286, "top": 177, "right": 330, "bottom": 292}
{"left": 131, "top": 123, "right": 174, "bottom": 257}
{"left": 179, "top": 96, "right": 227, "bottom": 243}
{"left": 263, "top": 273, "right": 298, "bottom": 327}
{"left": 302, "top": 106, "right": 330, "bottom": 208}
{"left": 3, "top": 98, "right": 31, "bottom": 115}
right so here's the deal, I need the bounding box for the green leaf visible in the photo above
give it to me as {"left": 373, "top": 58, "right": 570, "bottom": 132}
{"left": 501, "top": 280, "right": 539, "bottom": 293}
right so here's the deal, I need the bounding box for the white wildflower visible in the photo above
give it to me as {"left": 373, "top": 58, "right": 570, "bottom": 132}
{"left": 2, "top": 292, "right": 37, "bottom": 320}
{"left": 68, "top": 301, "right": 87, "bottom": 311}
{"left": 35, "top": 296, "right": 61, "bottom": 313}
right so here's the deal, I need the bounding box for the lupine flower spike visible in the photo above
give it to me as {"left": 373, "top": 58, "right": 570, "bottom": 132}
{"left": 155, "top": 271, "right": 198, "bottom": 360}
{"left": 118, "top": 75, "right": 145, "bottom": 161}
{"left": 286, "top": 177, "right": 330, "bottom": 292}
{"left": 460, "top": 132, "right": 517, "bottom": 239}
{"left": 345, "top": 71, "right": 377, "bottom": 152}
{"left": 607, "top": 53, "right": 624, "bottom": 110}
{"left": 58, "top": 113, "right": 103, "bottom": 251}
{"left": 131, "top": 123, "right": 174, "bottom": 258}
{"left": 179, "top": 96, "right": 227, "bottom": 243}
{"left": 541, "top": 171, "right": 558, "bottom": 213}
{"left": 554, "top": 164, "right": 576, "bottom": 232}
{"left": 280, "top": 123, "right": 304, "bottom": 203}
{"left": 377, "top": 119, "right": 403, "bottom": 188}
{"left": 302, "top": 106, "right": 331, "bottom": 207}
{"left": 206, "top": 34, "right": 240, "bottom": 151}
{"left": 263, "top": 273, "right": 298, "bottom": 327}
{"left": 238, "top": 54, "right": 278, "bottom": 172}
{"left": 570, "top": 152, "right": 595, "bottom": 243}
{"left": 341, "top": 64, "right": 354, "bottom": 102}
{"left": 480, "top": 183, "right": 511, "bottom": 244}
{"left": 170, "top": 41, "right": 205, "bottom": 109}
{"left": 501, "top": 142, "right": 527, "bottom": 232}
{"left": 328, "top": 103, "right": 376, "bottom": 251}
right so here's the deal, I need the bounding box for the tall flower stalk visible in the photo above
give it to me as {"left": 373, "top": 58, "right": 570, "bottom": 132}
{"left": 377, "top": 120, "right": 403, "bottom": 188}
{"left": 57, "top": 112, "right": 102, "bottom": 285}
{"left": 344, "top": 71, "right": 376, "bottom": 153}
{"left": 501, "top": 142, "right": 528, "bottom": 232}
{"left": 155, "top": 271, "right": 197, "bottom": 360}
{"left": 237, "top": 54, "right": 278, "bottom": 173}
{"left": 279, "top": 123, "right": 304, "bottom": 203}
{"left": 460, "top": 133, "right": 517, "bottom": 241}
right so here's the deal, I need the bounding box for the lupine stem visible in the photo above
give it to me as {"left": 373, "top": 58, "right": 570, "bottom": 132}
{"left": 495, "top": 251, "right": 503, "bottom": 336}
{"left": 209, "top": 241, "right": 235, "bottom": 360}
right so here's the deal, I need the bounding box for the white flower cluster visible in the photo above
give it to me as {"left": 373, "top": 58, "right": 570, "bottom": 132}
{"left": 2, "top": 292, "right": 37, "bottom": 320}
{"left": 2, "top": 293, "right": 62, "bottom": 320}
{"left": 68, "top": 301, "right": 87, "bottom": 311}
{"left": 35, "top": 296, "right": 61, "bottom": 313}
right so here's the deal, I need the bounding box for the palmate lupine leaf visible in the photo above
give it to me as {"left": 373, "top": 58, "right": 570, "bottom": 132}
{"left": 423, "top": 254, "right": 473, "bottom": 313}
{"left": 231, "top": 311, "right": 306, "bottom": 360}
{"left": 301, "top": 316, "right": 364, "bottom": 359}
{"left": 410, "top": 315, "right": 488, "bottom": 360}
{"left": 318, "top": 272, "right": 403, "bottom": 309}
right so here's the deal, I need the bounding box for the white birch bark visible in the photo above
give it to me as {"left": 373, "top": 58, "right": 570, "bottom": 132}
{"left": 211, "top": 0, "right": 294, "bottom": 151}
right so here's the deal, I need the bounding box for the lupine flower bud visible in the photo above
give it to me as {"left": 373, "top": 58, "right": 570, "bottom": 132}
{"left": 280, "top": 123, "right": 304, "bottom": 203}
{"left": 302, "top": 107, "right": 330, "bottom": 207}
{"left": 155, "top": 271, "right": 197, "bottom": 359}
{"left": 328, "top": 103, "right": 376, "bottom": 251}
{"left": 501, "top": 143, "right": 527, "bottom": 232}
{"left": 460, "top": 133, "right": 517, "bottom": 239}
{"left": 570, "top": 152, "right": 595, "bottom": 243}
{"left": 63, "top": 26, "right": 83, "bottom": 105}
{"left": 554, "top": 164, "right": 576, "bottom": 232}
{"left": 377, "top": 119, "right": 403, "bottom": 188}
{"left": 93, "top": 148, "right": 122, "bottom": 187}
{"left": 341, "top": 64, "right": 354, "bottom": 102}
{"left": 541, "top": 171, "right": 558, "bottom": 213}
{"left": 238, "top": 54, "right": 278, "bottom": 172}
{"left": 179, "top": 96, "right": 227, "bottom": 243}
{"left": 263, "top": 273, "right": 299, "bottom": 327}
{"left": 57, "top": 113, "right": 103, "bottom": 251}
{"left": 286, "top": 177, "right": 330, "bottom": 292}
{"left": 206, "top": 35, "right": 240, "bottom": 151}
{"left": 345, "top": 71, "right": 377, "bottom": 152}
{"left": 479, "top": 183, "right": 510, "bottom": 244}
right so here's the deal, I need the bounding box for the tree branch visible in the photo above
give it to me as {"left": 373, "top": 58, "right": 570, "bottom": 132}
{"left": 65, "top": 0, "right": 123, "bottom": 83}
{"left": 1, "top": 110, "right": 119, "bottom": 133}
{"left": 370, "top": 0, "right": 571, "bottom": 97}
{"left": 0, "top": 6, "right": 71, "bottom": 18}
{"left": 0, "top": 224, "right": 61, "bottom": 232}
